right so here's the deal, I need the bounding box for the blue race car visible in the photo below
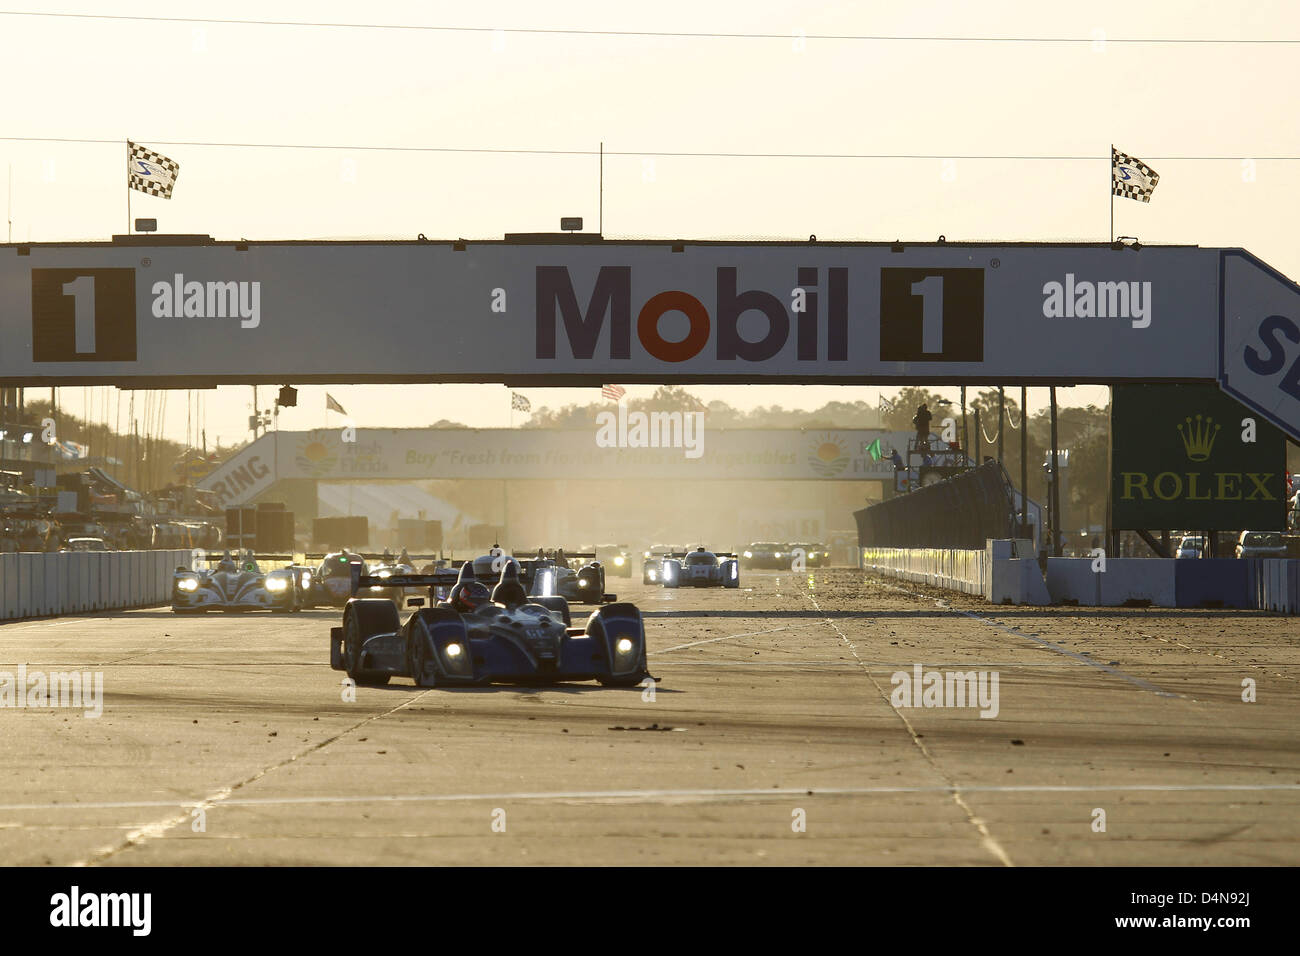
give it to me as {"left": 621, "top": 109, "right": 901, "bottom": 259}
{"left": 330, "top": 559, "right": 654, "bottom": 688}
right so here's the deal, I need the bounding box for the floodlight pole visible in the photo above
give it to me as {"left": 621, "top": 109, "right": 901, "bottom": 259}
{"left": 997, "top": 386, "right": 1005, "bottom": 464}
{"left": 1020, "top": 386, "right": 1029, "bottom": 538}
{"left": 1050, "top": 386, "right": 1062, "bottom": 557}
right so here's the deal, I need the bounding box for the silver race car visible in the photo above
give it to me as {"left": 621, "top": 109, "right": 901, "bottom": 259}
{"left": 660, "top": 547, "right": 741, "bottom": 589}
{"left": 172, "top": 550, "right": 305, "bottom": 613}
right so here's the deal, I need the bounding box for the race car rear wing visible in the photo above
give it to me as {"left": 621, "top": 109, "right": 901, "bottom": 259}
{"left": 348, "top": 564, "right": 460, "bottom": 599}
{"left": 512, "top": 549, "right": 597, "bottom": 560}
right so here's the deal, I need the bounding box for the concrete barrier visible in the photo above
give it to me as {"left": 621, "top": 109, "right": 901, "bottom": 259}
{"left": 0, "top": 550, "right": 190, "bottom": 622}
{"left": 1252, "top": 559, "right": 1300, "bottom": 614}
{"left": 1174, "top": 558, "right": 1251, "bottom": 608}
{"left": 861, "top": 547, "right": 988, "bottom": 596}
{"left": 863, "top": 545, "right": 1296, "bottom": 613}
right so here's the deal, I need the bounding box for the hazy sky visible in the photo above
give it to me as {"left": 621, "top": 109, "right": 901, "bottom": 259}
{"left": 3, "top": 1, "right": 1297, "bottom": 446}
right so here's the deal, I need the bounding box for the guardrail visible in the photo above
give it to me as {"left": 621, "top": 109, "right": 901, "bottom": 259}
{"left": 0, "top": 550, "right": 191, "bottom": 621}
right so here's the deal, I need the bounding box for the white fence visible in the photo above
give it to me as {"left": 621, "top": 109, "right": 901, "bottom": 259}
{"left": 0, "top": 550, "right": 190, "bottom": 621}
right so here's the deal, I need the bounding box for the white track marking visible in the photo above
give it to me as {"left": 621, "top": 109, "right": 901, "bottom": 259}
{"left": 9, "top": 782, "right": 1300, "bottom": 814}
{"left": 72, "top": 687, "right": 439, "bottom": 866}
{"left": 797, "top": 582, "right": 1016, "bottom": 867}
{"left": 651, "top": 621, "right": 825, "bottom": 654}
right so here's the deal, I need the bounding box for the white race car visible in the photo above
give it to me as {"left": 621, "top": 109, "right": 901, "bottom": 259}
{"left": 172, "top": 550, "right": 304, "bottom": 613}
{"left": 660, "top": 547, "right": 740, "bottom": 589}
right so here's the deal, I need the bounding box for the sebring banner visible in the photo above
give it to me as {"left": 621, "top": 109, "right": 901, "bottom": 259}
{"left": 196, "top": 428, "right": 910, "bottom": 507}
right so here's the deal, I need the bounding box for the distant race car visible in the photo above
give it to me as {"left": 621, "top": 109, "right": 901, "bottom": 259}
{"left": 788, "top": 542, "right": 830, "bottom": 568}
{"left": 741, "top": 542, "right": 791, "bottom": 570}
{"left": 303, "top": 550, "right": 369, "bottom": 606}
{"left": 172, "top": 549, "right": 305, "bottom": 613}
{"left": 641, "top": 544, "right": 682, "bottom": 584}
{"left": 330, "top": 559, "right": 655, "bottom": 688}
{"left": 363, "top": 549, "right": 424, "bottom": 606}
{"left": 595, "top": 544, "right": 633, "bottom": 577}
{"left": 513, "top": 548, "right": 615, "bottom": 605}
{"left": 660, "top": 547, "right": 740, "bottom": 589}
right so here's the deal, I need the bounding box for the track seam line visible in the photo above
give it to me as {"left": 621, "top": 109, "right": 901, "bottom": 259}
{"left": 793, "top": 577, "right": 1015, "bottom": 867}
{"left": 73, "top": 683, "right": 438, "bottom": 866}
{"left": 871, "top": 577, "right": 1182, "bottom": 697}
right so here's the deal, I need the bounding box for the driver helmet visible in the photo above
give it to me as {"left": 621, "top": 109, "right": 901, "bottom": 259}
{"left": 452, "top": 580, "right": 491, "bottom": 613}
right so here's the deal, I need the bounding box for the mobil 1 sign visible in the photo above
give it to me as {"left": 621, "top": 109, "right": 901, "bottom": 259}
{"left": 1220, "top": 249, "right": 1300, "bottom": 442}
{"left": 1111, "top": 384, "right": 1286, "bottom": 531}
{"left": 1, "top": 240, "right": 1223, "bottom": 384}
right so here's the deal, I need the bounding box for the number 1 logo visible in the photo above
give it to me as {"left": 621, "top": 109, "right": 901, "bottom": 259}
{"left": 31, "top": 268, "right": 137, "bottom": 362}
{"left": 878, "top": 267, "right": 984, "bottom": 363}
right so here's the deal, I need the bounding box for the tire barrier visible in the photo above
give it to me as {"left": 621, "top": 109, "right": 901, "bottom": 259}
{"left": 855, "top": 461, "right": 1020, "bottom": 551}
{"left": 0, "top": 550, "right": 192, "bottom": 621}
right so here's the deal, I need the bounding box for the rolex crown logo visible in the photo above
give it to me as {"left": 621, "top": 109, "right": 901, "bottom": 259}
{"left": 1177, "top": 414, "right": 1219, "bottom": 461}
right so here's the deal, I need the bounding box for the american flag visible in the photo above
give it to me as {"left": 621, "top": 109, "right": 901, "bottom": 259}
{"left": 511, "top": 392, "right": 532, "bottom": 412}
{"left": 601, "top": 384, "right": 626, "bottom": 401}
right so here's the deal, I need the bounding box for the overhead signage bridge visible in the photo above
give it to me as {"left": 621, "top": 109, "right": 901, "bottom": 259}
{"left": 2, "top": 236, "right": 1297, "bottom": 439}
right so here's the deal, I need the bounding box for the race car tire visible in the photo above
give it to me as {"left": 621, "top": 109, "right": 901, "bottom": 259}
{"left": 407, "top": 632, "right": 436, "bottom": 688}
{"left": 344, "top": 599, "right": 401, "bottom": 685}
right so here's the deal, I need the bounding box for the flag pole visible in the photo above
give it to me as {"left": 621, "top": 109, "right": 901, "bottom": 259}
{"left": 126, "top": 140, "right": 132, "bottom": 234}
{"left": 1108, "top": 144, "right": 1113, "bottom": 242}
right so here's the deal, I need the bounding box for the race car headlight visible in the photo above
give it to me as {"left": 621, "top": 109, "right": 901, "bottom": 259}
{"left": 439, "top": 638, "right": 473, "bottom": 676}
{"left": 176, "top": 576, "right": 199, "bottom": 592}
{"left": 300, "top": 570, "right": 312, "bottom": 588}
{"left": 743, "top": 550, "right": 752, "bottom": 558}
{"left": 613, "top": 556, "right": 625, "bottom": 566}
{"left": 578, "top": 577, "right": 590, "bottom": 588}
{"left": 775, "top": 552, "right": 783, "bottom": 558}
{"left": 615, "top": 636, "right": 635, "bottom": 656}
{"left": 375, "top": 570, "right": 391, "bottom": 579}
{"left": 647, "top": 569, "right": 657, "bottom": 581}
{"left": 730, "top": 563, "right": 738, "bottom": 579}
{"left": 643, "top": 550, "right": 651, "bottom": 559}
{"left": 266, "top": 576, "right": 289, "bottom": 592}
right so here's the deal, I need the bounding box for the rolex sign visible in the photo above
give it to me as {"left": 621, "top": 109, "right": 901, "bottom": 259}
{"left": 1111, "top": 384, "right": 1287, "bottom": 531}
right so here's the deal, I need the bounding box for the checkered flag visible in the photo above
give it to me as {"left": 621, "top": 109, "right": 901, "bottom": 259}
{"left": 1112, "top": 147, "right": 1159, "bottom": 203}
{"left": 128, "top": 141, "right": 180, "bottom": 198}
{"left": 511, "top": 392, "right": 531, "bottom": 412}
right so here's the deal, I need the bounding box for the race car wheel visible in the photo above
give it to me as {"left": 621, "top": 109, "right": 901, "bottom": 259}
{"left": 407, "top": 633, "right": 436, "bottom": 688}
{"left": 344, "top": 600, "right": 399, "bottom": 686}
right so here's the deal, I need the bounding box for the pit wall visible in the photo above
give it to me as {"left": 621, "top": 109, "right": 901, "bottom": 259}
{"left": 0, "top": 550, "right": 191, "bottom": 621}
{"left": 861, "top": 542, "right": 1299, "bottom": 614}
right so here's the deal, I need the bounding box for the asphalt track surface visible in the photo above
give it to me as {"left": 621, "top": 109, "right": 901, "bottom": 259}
{"left": 1, "top": 568, "right": 1297, "bottom": 866}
